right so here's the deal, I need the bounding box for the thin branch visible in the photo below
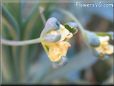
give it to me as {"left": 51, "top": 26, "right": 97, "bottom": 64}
{"left": 39, "top": 6, "right": 46, "bottom": 25}
{"left": 1, "top": 38, "right": 42, "bottom": 46}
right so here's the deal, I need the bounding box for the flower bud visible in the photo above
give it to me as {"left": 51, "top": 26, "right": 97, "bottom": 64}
{"left": 41, "top": 17, "right": 60, "bottom": 37}
{"left": 64, "top": 22, "right": 78, "bottom": 35}
{"left": 88, "top": 32, "right": 100, "bottom": 47}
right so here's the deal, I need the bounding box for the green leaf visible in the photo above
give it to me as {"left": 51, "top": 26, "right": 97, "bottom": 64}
{"left": 2, "top": 3, "right": 21, "bottom": 82}
{"left": 18, "top": 4, "right": 44, "bottom": 79}
{"left": 2, "top": 5, "right": 20, "bottom": 36}
{"left": 2, "top": 46, "right": 17, "bottom": 82}
{"left": 3, "top": 3, "right": 21, "bottom": 25}
{"left": 23, "top": 3, "right": 39, "bottom": 25}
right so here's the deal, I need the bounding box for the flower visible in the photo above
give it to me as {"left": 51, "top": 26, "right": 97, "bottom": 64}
{"left": 40, "top": 17, "right": 78, "bottom": 65}
{"left": 42, "top": 25, "right": 73, "bottom": 62}
{"left": 95, "top": 36, "right": 113, "bottom": 59}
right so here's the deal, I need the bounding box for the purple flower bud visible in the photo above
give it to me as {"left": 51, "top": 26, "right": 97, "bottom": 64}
{"left": 45, "top": 17, "right": 60, "bottom": 30}
{"left": 66, "top": 22, "right": 78, "bottom": 28}
{"left": 88, "top": 32, "right": 100, "bottom": 47}
{"left": 52, "top": 56, "right": 67, "bottom": 68}
{"left": 41, "top": 17, "right": 60, "bottom": 37}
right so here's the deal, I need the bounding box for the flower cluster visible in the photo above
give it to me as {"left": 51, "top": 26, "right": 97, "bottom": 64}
{"left": 40, "top": 17, "right": 113, "bottom": 64}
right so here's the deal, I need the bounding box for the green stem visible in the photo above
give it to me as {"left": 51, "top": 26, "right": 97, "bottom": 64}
{"left": 39, "top": 6, "right": 46, "bottom": 25}
{"left": 1, "top": 38, "right": 42, "bottom": 46}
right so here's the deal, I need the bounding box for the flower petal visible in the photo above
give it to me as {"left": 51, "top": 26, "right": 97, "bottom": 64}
{"left": 104, "top": 45, "right": 113, "bottom": 54}
{"left": 59, "top": 25, "right": 73, "bottom": 41}
{"left": 47, "top": 41, "right": 71, "bottom": 62}
{"left": 99, "top": 36, "right": 110, "bottom": 42}
{"left": 95, "top": 36, "right": 113, "bottom": 57}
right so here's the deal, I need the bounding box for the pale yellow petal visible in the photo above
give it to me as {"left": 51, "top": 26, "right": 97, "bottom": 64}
{"left": 47, "top": 41, "right": 71, "bottom": 62}
{"left": 48, "top": 46, "right": 62, "bottom": 62}
{"left": 58, "top": 25, "right": 73, "bottom": 41}
{"left": 104, "top": 45, "right": 113, "bottom": 54}
{"left": 95, "top": 47, "right": 104, "bottom": 54}
{"left": 58, "top": 41, "right": 71, "bottom": 56}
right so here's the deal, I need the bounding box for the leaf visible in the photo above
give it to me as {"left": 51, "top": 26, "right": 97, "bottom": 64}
{"left": 3, "top": 2, "right": 21, "bottom": 25}
{"left": 2, "top": 3, "right": 21, "bottom": 81}
{"left": 2, "top": 46, "right": 17, "bottom": 82}
{"left": 2, "top": 18, "right": 16, "bottom": 39}
{"left": 23, "top": 3, "right": 39, "bottom": 25}
{"left": 18, "top": 3, "right": 43, "bottom": 79}
{"left": 2, "top": 4, "right": 20, "bottom": 35}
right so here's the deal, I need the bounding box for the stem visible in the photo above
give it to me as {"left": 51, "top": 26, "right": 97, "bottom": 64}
{"left": 39, "top": 6, "right": 46, "bottom": 25}
{"left": 1, "top": 7, "right": 46, "bottom": 46}
{"left": 1, "top": 38, "right": 42, "bottom": 46}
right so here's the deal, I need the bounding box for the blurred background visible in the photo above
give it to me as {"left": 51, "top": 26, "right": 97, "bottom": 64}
{"left": 1, "top": 0, "right": 114, "bottom": 85}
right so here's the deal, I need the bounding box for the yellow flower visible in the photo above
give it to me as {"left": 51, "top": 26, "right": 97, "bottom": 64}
{"left": 95, "top": 36, "right": 113, "bottom": 55}
{"left": 43, "top": 25, "right": 73, "bottom": 62}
